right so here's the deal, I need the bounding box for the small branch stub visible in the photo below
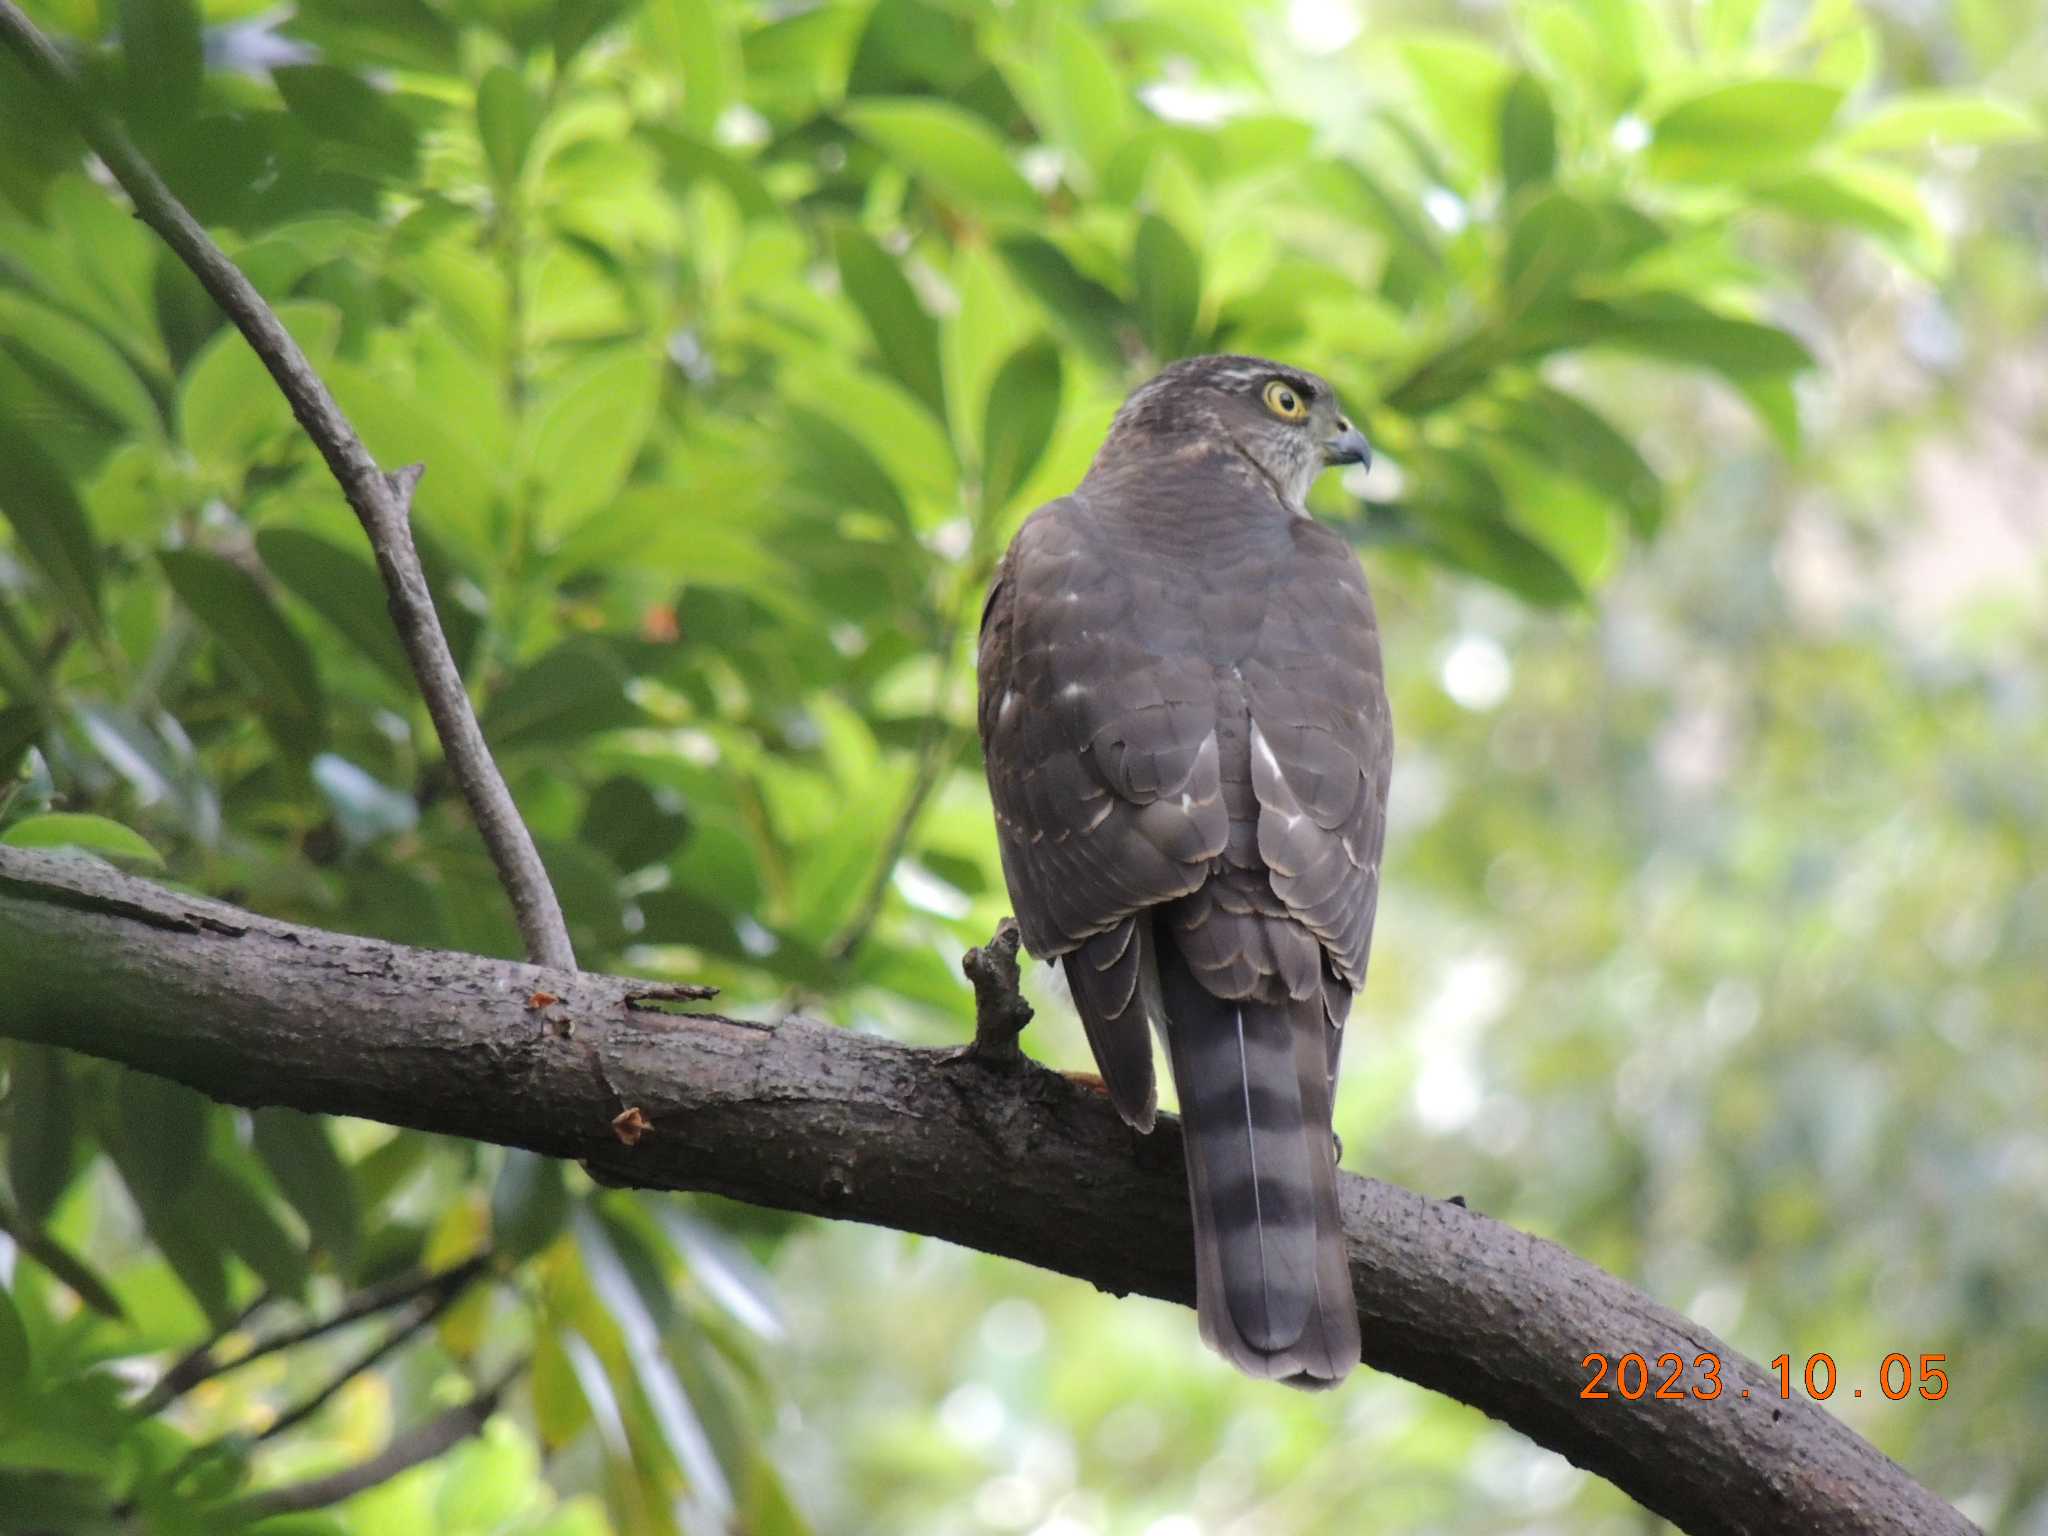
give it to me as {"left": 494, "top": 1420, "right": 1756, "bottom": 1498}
{"left": 962, "top": 917, "right": 1034, "bottom": 1064}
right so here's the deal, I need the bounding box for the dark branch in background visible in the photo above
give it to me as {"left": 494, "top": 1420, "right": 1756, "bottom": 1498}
{"left": 221, "top": 1359, "right": 526, "bottom": 1523}
{"left": 0, "top": 849, "right": 1976, "bottom": 1536}
{"left": 0, "top": 2, "right": 575, "bottom": 972}
{"left": 137, "top": 1255, "right": 492, "bottom": 1415}
{"left": 140, "top": 1288, "right": 276, "bottom": 1413}
{"left": 255, "top": 1262, "right": 483, "bottom": 1445}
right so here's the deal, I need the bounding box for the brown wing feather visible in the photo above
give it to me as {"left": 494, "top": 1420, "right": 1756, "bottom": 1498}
{"left": 978, "top": 498, "right": 1230, "bottom": 1129}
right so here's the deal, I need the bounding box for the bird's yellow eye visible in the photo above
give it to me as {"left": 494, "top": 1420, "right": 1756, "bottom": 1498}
{"left": 1263, "top": 380, "right": 1308, "bottom": 421}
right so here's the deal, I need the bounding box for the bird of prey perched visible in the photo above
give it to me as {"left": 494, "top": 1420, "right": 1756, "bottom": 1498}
{"left": 977, "top": 355, "right": 1390, "bottom": 1387}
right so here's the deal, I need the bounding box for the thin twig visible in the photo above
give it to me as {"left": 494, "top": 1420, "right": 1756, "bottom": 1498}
{"left": 139, "top": 1287, "right": 275, "bottom": 1411}
{"left": 221, "top": 1359, "right": 526, "bottom": 1522}
{"left": 136, "top": 1255, "right": 491, "bottom": 1414}
{"left": 255, "top": 1276, "right": 474, "bottom": 1445}
{"left": 0, "top": 3, "right": 575, "bottom": 972}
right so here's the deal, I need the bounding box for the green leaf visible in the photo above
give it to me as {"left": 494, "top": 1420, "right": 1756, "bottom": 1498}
{"left": 159, "top": 549, "right": 326, "bottom": 754}
{"left": 103, "top": 1075, "right": 235, "bottom": 1328}
{"left": 979, "top": 338, "right": 1061, "bottom": 515}
{"left": 201, "top": 1160, "right": 311, "bottom": 1302}
{"left": 1042, "top": 15, "right": 1131, "bottom": 186}
{"left": 1398, "top": 448, "right": 1587, "bottom": 607}
{"left": 6, "top": 1047, "right": 76, "bottom": 1228}
{"left": 1502, "top": 191, "right": 1598, "bottom": 313}
{"left": 251, "top": 1109, "right": 361, "bottom": 1272}
{"left": 832, "top": 224, "right": 945, "bottom": 419}
{"left": 0, "top": 1279, "right": 29, "bottom": 1401}
{"left": 1834, "top": 92, "right": 2038, "bottom": 155}
{"left": 842, "top": 98, "right": 1037, "bottom": 217}
{"left": 256, "top": 528, "right": 413, "bottom": 687}
{"left": 580, "top": 776, "right": 689, "bottom": 871}
{"left": 120, "top": 0, "right": 202, "bottom": 134}
{"left": 477, "top": 66, "right": 539, "bottom": 189}
{"left": 1599, "top": 293, "right": 1814, "bottom": 377}
{"left": 484, "top": 640, "right": 643, "bottom": 752}
{"left": 1648, "top": 81, "right": 1844, "bottom": 182}
{"left": 0, "top": 814, "right": 162, "bottom": 867}
{"left": 491, "top": 1151, "right": 569, "bottom": 1262}
{"left": 648, "top": 0, "right": 737, "bottom": 137}
{"left": 530, "top": 1328, "right": 592, "bottom": 1450}
{"left": 107, "top": 1070, "right": 208, "bottom": 1207}
{"left": 573, "top": 1204, "right": 729, "bottom": 1504}
{"left": 529, "top": 347, "right": 662, "bottom": 537}
{"left": 0, "top": 422, "right": 102, "bottom": 636}
{"left": 1397, "top": 32, "right": 1512, "bottom": 180}
{"left": 273, "top": 64, "right": 420, "bottom": 179}
{"left": 1132, "top": 214, "right": 1201, "bottom": 362}
{"left": 1498, "top": 72, "right": 1556, "bottom": 198}
{"left": 1495, "top": 386, "right": 1664, "bottom": 536}
{"left": 0, "top": 706, "right": 38, "bottom": 781}
{"left": 2, "top": 1220, "right": 125, "bottom": 1319}
{"left": 177, "top": 301, "right": 342, "bottom": 480}
{"left": 0, "top": 293, "right": 162, "bottom": 441}
{"left": 994, "top": 236, "right": 1129, "bottom": 370}
{"left": 1752, "top": 163, "right": 1942, "bottom": 272}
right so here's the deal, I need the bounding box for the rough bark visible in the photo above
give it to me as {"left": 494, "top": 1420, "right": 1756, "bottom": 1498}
{"left": 0, "top": 848, "right": 1973, "bottom": 1536}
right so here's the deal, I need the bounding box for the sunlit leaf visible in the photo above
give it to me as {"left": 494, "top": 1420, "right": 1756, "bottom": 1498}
{"left": 0, "top": 813, "right": 161, "bottom": 866}
{"left": 0, "top": 294, "right": 162, "bottom": 441}
{"left": 1042, "top": 16, "right": 1131, "bottom": 187}
{"left": 1833, "top": 92, "right": 2038, "bottom": 154}
{"left": 177, "top": 301, "right": 342, "bottom": 480}
{"left": 649, "top": 0, "right": 738, "bottom": 136}
{"left": 477, "top": 65, "right": 540, "bottom": 189}
{"left": 529, "top": 347, "right": 662, "bottom": 537}
{"left": 1648, "top": 81, "right": 1843, "bottom": 182}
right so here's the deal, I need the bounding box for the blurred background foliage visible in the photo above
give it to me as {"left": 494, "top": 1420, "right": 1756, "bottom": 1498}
{"left": 0, "top": 0, "right": 2043, "bottom": 1530}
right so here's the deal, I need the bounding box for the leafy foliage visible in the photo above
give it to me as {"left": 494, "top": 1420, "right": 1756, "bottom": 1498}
{"left": 0, "top": 0, "right": 2040, "bottom": 1531}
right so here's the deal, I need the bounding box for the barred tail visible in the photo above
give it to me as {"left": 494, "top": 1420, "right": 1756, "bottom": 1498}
{"left": 1158, "top": 932, "right": 1358, "bottom": 1387}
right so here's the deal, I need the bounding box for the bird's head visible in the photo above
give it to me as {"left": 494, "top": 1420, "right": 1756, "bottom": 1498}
{"left": 1093, "top": 354, "right": 1372, "bottom": 511}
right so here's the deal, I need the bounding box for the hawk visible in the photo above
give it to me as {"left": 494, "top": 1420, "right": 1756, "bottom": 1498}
{"left": 977, "top": 355, "right": 1390, "bottom": 1387}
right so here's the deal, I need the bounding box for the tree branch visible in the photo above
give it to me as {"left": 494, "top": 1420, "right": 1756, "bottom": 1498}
{"left": 220, "top": 1359, "right": 526, "bottom": 1522}
{"left": 0, "top": 848, "right": 1973, "bottom": 1536}
{"left": 0, "top": 2, "right": 575, "bottom": 972}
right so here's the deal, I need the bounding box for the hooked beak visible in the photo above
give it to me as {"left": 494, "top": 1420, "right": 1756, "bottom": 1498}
{"left": 1323, "top": 422, "right": 1373, "bottom": 470}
